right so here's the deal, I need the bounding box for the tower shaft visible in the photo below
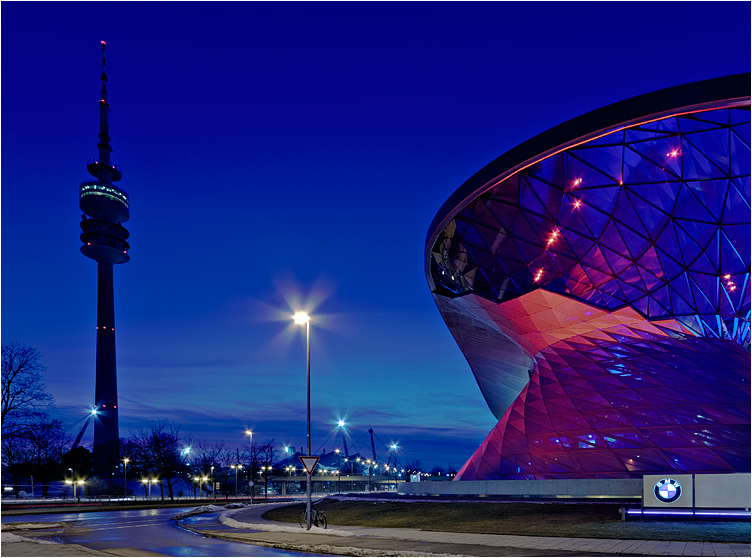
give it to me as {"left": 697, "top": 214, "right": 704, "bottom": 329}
{"left": 93, "top": 262, "right": 120, "bottom": 472}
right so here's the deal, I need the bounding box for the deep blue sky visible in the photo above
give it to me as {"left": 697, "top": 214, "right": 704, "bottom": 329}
{"left": 2, "top": 2, "right": 750, "bottom": 469}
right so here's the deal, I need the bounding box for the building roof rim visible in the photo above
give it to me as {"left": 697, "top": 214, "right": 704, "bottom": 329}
{"left": 425, "top": 72, "right": 751, "bottom": 259}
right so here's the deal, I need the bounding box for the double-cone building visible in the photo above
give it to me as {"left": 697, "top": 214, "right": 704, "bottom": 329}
{"left": 426, "top": 75, "right": 750, "bottom": 480}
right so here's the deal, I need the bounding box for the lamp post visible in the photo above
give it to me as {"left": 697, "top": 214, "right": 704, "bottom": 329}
{"left": 210, "top": 466, "right": 215, "bottom": 501}
{"left": 335, "top": 449, "right": 341, "bottom": 494}
{"left": 141, "top": 479, "right": 157, "bottom": 500}
{"left": 245, "top": 430, "right": 253, "bottom": 504}
{"left": 231, "top": 465, "right": 243, "bottom": 497}
{"left": 294, "top": 311, "right": 313, "bottom": 530}
{"left": 122, "top": 458, "right": 129, "bottom": 498}
{"left": 194, "top": 476, "right": 201, "bottom": 498}
{"left": 65, "top": 479, "right": 85, "bottom": 503}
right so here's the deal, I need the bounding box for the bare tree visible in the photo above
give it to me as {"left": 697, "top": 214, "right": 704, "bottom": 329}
{"left": 1, "top": 342, "right": 54, "bottom": 439}
{"left": 194, "top": 440, "right": 226, "bottom": 498}
{"left": 130, "top": 420, "right": 186, "bottom": 501}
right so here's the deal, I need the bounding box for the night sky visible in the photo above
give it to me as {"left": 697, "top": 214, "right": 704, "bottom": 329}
{"left": 2, "top": 2, "right": 750, "bottom": 469}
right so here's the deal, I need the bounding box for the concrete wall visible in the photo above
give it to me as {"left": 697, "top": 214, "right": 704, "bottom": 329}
{"left": 398, "top": 479, "right": 643, "bottom": 499}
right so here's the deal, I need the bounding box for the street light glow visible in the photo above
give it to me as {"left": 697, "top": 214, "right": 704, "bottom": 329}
{"left": 293, "top": 312, "right": 310, "bottom": 324}
{"left": 337, "top": 420, "right": 345, "bottom": 427}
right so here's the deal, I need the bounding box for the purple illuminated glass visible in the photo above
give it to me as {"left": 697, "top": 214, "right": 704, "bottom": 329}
{"left": 429, "top": 99, "right": 751, "bottom": 480}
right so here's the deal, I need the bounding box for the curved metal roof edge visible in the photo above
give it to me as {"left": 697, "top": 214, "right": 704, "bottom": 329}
{"left": 425, "top": 73, "right": 752, "bottom": 254}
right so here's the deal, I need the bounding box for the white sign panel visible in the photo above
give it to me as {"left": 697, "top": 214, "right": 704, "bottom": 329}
{"left": 643, "top": 474, "right": 693, "bottom": 507}
{"left": 695, "top": 473, "right": 751, "bottom": 509}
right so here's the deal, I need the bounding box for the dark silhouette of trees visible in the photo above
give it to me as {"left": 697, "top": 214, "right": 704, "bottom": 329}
{"left": 130, "top": 419, "right": 187, "bottom": 501}
{"left": 2, "top": 342, "right": 54, "bottom": 439}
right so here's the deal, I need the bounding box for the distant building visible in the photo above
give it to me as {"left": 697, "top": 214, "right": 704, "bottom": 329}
{"left": 425, "top": 74, "right": 750, "bottom": 480}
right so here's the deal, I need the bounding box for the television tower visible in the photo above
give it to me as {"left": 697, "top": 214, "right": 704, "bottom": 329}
{"left": 79, "top": 40, "right": 130, "bottom": 474}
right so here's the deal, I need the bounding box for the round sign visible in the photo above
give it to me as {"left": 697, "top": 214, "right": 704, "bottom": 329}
{"left": 248, "top": 481, "right": 254, "bottom": 487}
{"left": 654, "top": 478, "right": 682, "bottom": 503}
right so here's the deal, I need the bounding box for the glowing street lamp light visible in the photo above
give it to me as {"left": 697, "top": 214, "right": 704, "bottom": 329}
{"left": 293, "top": 311, "right": 313, "bottom": 530}
{"left": 65, "top": 479, "right": 85, "bottom": 503}
{"left": 141, "top": 478, "right": 158, "bottom": 500}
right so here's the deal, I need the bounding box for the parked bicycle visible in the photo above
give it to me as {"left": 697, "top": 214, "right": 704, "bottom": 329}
{"left": 299, "top": 499, "right": 327, "bottom": 529}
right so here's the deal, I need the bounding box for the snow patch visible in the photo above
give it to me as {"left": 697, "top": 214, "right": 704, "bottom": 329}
{"left": 2, "top": 523, "right": 64, "bottom": 531}
{"left": 172, "top": 503, "right": 251, "bottom": 520}
{"left": 220, "top": 509, "right": 354, "bottom": 537}
{"left": 2, "top": 532, "right": 59, "bottom": 545}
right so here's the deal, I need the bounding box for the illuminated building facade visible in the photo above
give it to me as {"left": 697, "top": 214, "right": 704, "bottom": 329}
{"left": 79, "top": 41, "right": 130, "bottom": 472}
{"left": 426, "top": 75, "right": 750, "bottom": 479}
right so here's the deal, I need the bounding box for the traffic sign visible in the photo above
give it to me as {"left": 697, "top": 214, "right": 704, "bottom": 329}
{"left": 299, "top": 456, "right": 320, "bottom": 475}
{"left": 248, "top": 481, "right": 254, "bottom": 487}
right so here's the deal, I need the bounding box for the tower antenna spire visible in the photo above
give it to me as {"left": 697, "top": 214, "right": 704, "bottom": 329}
{"left": 97, "top": 40, "right": 111, "bottom": 168}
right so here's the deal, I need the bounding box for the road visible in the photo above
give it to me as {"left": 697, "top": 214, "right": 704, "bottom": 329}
{"left": 2, "top": 507, "right": 325, "bottom": 556}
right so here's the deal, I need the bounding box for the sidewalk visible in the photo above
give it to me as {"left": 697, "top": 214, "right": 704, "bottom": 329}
{"left": 180, "top": 503, "right": 752, "bottom": 557}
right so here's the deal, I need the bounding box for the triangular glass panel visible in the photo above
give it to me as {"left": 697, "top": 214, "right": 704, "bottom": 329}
{"left": 730, "top": 128, "right": 751, "bottom": 177}
{"left": 627, "top": 181, "right": 680, "bottom": 214}
{"left": 511, "top": 210, "right": 543, "bottom": 246}
{"left": 682, "top": 136, "right": 728, "bottom": 179}
{"left": 519, "top": 176, "right": 549, "bottom": 218}
{"left": 688, "top": 272, "right": 719, "bottom": 313}
{"left": 578, "top": 145, "right": 624, "bottom": 183}
{"left": 688, "top": 252, "right": 718, "bottom": 275}
{"left": 471, "top": 199, "right": 502, "bottom": 228}
{"left": 583, "top": 244, "right": 613, "bottom": 274}
{"left": 578, "top": 203, "right": 611, "bottom": 237}
{"left": 597, "top": 220, "right": 629, "bottom": 254}
{"left": 525, "top": 176, "right": 565, "bottom": 221}
{"left": 730, "top": 108, "right": 751, "bottom": 126}
{"left": 623, "top": 145, "right": 680, "bottom": 184}
{"left": 600, "top": 246, "right": 633, "bottom": 276}
{"left": 695, "top": 108, "right": 730, "bottom": 126}
{"left": 720, "top": 228, "right": 748, "bottom": 274}
{"left": 485, "top": 198, "right": 519, "bottom": 230}
{"left": 655, "top": 230, "right": 686, "bottom": 272}
{"left": 669, "top": 286, "right": 695, "bottom": 315}
{"left": 488, "top": 174, "right": 520, "bottom": 205}
{"left": 638, "top": 116, "right": 680, "bottom": 133}
{"left": 684, "top": 128, "right": 730, "bottom": 176}
{"left": 563, "top": 152, "right": 619, "bottom": 190}
{"left": 678, "top": 115, "right": 725, "bottom": 133}
{"left": 674, "top": 183, "right": 717, "bottom": 222}
{"left": 722, "top": 180, "right": 751, "bottom": 225}
{"left": 625, "top": 189, "right": 670, "bottom": 241}
{"left": 629, "top": 136, "right": 682, "bottom": 177}
{"left": 615, "top": 222, "right": 651, "bottom": 260}
{"left": 685, "top": 179, "right": 728, "bottom": 222}
{"left": 526, "top": 152, "right": 565, "bottom": 188}
{"left": 557, "top": 195, "right": 593, "bottom": 237}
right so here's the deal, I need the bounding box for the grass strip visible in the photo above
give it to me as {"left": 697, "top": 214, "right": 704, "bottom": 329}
{"left": 263, "top": 499, "right": 751, "bottom": 543}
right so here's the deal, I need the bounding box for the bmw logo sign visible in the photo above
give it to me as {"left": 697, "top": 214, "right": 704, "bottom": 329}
{"left": 654, "top": 478, "right": 682, "bottom": 503}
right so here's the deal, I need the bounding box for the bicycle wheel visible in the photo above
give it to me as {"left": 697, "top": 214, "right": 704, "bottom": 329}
{"left": 318, "top": 512, "right": 327, "bottom": 529}
{"left": 299, "top": 511, "right": 307, "bottom": 529}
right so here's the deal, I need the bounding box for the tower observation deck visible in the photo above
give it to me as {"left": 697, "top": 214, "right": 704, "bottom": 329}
{"left": 79, "top": 41, "right": 130, "bottom": 474}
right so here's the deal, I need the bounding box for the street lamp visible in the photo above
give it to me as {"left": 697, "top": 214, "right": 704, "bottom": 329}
{"left": 335, "top": 449, "right": 341, "bottom": 494}
{"left": 122, "top": 458, "right": 130, "bottom": 498}
{"left": 210, "top": 466, "right": 215, "bottom": 501}
{"left": 231, "top": 465, "right": 243, "bottom": 497}
{"left": 65, "top": 479, "right": 85, "bottom": 503}
{"left": 245, "top": 430, "right": 254, "bottom": 504}
{"left": 141, "top": 479, "right": 157, "bottom": 500}
{"left": 293, "top": 311, "right": 313, "bottom": 530}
